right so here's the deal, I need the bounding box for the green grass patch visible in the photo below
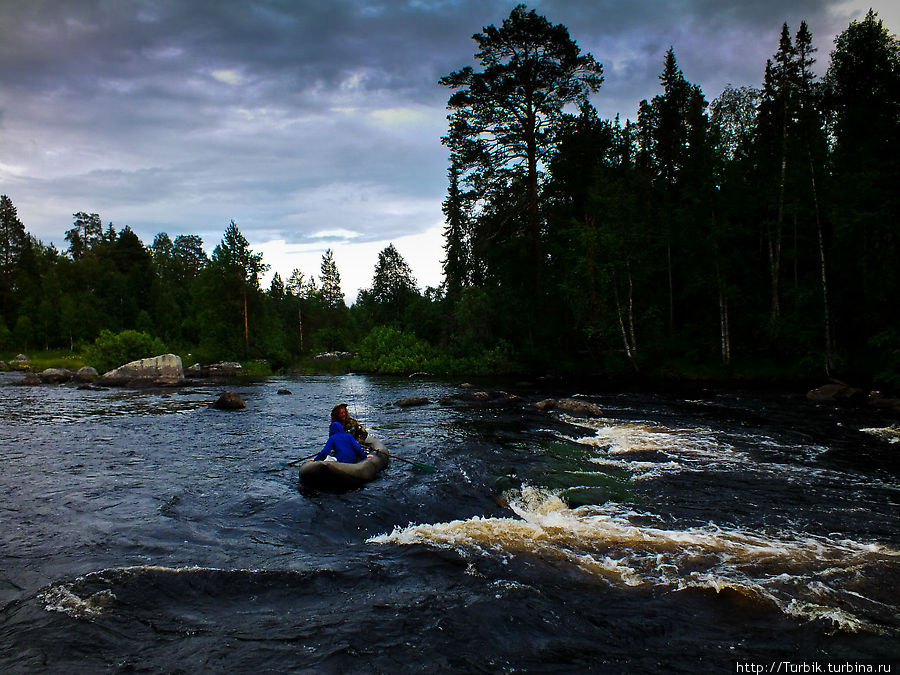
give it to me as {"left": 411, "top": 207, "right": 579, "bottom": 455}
{"left": 1, "top": 350, "right": 84, "bottom": 371}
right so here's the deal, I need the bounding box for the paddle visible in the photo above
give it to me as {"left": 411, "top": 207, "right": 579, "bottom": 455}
{"left": 285, "top": 452, "right": 319, "bottom": 467}
{"left": 383, "top": 450, "right": 436, "bottom": 473}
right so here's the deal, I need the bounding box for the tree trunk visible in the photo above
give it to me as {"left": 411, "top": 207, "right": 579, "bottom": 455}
{"left": 711, "top": 211, "right": 731, "bottom": 367}
{"left": 298, "top": 300, "right": 304, "bottom": 353}
{"left": 243, "top": 290, "right": 249, "bottom": 354}
{"left": 769, "top": 94, "right": 789, "bottom": 324}
{"left": 767, "top": 221, "right": 782, "bottom": 324}
{"left": 584, "top": 214, "right": 600, "bottom": 326}
{"left": 809, "top": 150, "right": 833, "bottom": 376}
{"left": 667, "top": 236, "right": 674, "bottom": 335}
{"left": 523, "top": 102, "right": 541, "bottom": 347}
{"left": 717, "top": 266, "right": 731, "bottom": 366}
{"left": 626, "top": 262, "right": 637, "bottom": 357}
{"left": 613, "top": 273, "right": 639, "bottom": 372}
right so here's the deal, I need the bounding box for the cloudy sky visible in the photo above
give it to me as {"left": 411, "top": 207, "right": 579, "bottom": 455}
{"left": 1, "top": 0, "right": 896, "bottom": 300}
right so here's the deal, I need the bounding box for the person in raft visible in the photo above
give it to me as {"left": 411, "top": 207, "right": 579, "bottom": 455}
{"left": 331, "top": 403, "right": 368, "bottom": 442}
{"left": 314, "top": 421, "right": 372, "bottom": 464}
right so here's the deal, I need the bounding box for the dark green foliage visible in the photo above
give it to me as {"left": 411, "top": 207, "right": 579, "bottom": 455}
{"left": 318, "top": 249, "right": 345, "bottom": 310}
{"left": 0, "top": 195, "right": 29, "bottom": 326}
{"left": 353, "top": 326, "right": 433, "bottom": 375}
{"left": 440, "top": 4, "right": 604, "bottom": 333}
{"left": 82, "top": 329, "right": 167, "bottom": 373}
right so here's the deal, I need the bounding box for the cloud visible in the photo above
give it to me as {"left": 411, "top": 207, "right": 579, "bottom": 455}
{"left": 0, "top": 0, "right": 895, "bottom": 294}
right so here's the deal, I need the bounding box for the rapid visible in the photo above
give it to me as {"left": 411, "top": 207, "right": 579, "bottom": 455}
{"left": 0, "top": 371, "right": 897, "bottom": 672}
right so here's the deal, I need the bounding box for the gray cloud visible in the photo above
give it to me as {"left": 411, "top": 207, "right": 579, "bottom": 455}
{"left": 0, "top": 0, "right": 894, "bottom": 272}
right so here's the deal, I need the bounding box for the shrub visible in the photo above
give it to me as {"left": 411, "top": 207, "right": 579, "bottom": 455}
{"left": 353, "top": 326, "right": 433, "bottom": 375}
{"left": 82, "top": 329, "right": 168, "bottom": 373}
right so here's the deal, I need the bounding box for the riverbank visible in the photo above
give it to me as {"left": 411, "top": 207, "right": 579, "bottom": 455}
{"left": 4, "top": 349, "right": 898, "bottom": 419}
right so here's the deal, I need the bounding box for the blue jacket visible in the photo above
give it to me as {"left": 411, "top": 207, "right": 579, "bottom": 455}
{"left": 315, "top": 422, "right": 367, "bottom": 463}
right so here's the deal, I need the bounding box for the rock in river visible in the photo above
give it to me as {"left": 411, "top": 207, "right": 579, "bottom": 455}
{"left": 213, "top": 391, "right": 246, "bottom": 410}
{"left": 395, "top": 396, "right": 430, "bottom": 407}
{"left": 98, "top": 354, "right": 186, "bottom": 387}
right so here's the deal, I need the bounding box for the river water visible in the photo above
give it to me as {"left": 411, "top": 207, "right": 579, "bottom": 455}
{"left": 0, "top": 371, "right": 897, "bottom": 672}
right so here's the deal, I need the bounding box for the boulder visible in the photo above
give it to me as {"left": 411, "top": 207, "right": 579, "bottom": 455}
{"left": 39, "top": 368, "right": 72, "bottom": 384}
{"left": 555, "top": 398, "right": 604, "bottom": 417}
{"left": 806, "top": 382, "right": 865, "bottom": 403}
{"left": 185, "top": 363, "right": 205, "bottom": 378}
{"left": 98, "top": 354, "right": 185, "bottom": 387}
{"left": 395, "top": 396, "right": 430, "bottom": 407}
{"left": 208, "top": 361, "right": 242, "bottom": 377}
{"left": 9, "top": 354, "right": 31, "bottom": 371}
{"left": 441, "top": 390, "right": 521, "bottom": 406}
{"left": 212, "top": 391, "right": 246, "bottom": 410}
{"left": 534, "top": 398, "right": 557, "bottom": 411}
{"left": 277, "top": 388, "right": 293, "bottom": 395}
{"left": 868, "top": 392, "right": 900, "bottom": 415}
{"left": 74, "top": 366, "right": 99, "bottom": 383}
{"left": 16, "top": 373, "right": 41, "bottom": 386}
{"left": 312, "top": 351, "right": 354, "bottom": 362}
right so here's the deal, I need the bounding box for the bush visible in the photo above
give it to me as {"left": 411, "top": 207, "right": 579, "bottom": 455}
{"left": 353, "top": 326, "right": 433, "bottom": 375}
{"left": 82, "top": 329, "right": 168, "bottom": 373}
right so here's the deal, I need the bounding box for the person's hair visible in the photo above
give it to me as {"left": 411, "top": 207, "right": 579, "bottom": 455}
{"left": 330, "top": 403, "right": 348, "bottom": 422}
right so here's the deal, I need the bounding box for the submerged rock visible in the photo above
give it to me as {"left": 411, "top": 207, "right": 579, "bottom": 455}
{"left": 442, "top": 390, "right": 522, "bottom": 406}
{"left": 534, "top": 398, "right": 557, "bottom": 411}
{"left": 16, "top": 373, "right": 41, "bottom": 386}
{"left": 212, "top": 391, "right": 246, "bottom": 410}
{"left": 806, "top": 382, "right": 865, "bottom": 403}
{"left": 277, "top": 388, "right": 292, "bottom": 395}
{"left": 395, "top": 396, "right": 430, "bottom": 407}
{"left": 555, "top": 398, "right": 604, "bottom": 417}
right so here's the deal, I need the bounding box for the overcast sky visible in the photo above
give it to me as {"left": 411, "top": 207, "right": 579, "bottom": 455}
{"left": 1, "top": 0, "right": 896, "bottom": 300}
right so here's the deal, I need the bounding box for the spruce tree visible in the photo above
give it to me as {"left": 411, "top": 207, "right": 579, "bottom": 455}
{"left": 318, "top": 249, "right": 345, "bottom": 310}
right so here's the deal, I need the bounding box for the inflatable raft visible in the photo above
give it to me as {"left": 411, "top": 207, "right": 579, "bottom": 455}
{"left": 298, "top": 435, "right": 389, "bottom": 490}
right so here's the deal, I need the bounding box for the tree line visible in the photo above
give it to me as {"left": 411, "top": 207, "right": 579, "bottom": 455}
{"left": 1, "top": 6, "right": 897, "bottom": 386}
{"left": 438, "top": 5, "right": 899, "bottom": 386}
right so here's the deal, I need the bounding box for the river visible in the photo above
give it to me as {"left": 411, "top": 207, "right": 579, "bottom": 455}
{"left": 0, "top": 371, "right": 897, "bottom": 672}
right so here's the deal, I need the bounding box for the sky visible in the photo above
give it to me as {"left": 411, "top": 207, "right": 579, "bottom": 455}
{"left": 1, "top": 0, "right": 897, "bottom": 302}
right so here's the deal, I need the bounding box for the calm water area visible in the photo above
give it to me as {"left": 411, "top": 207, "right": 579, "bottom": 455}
{"left": 0, "top": 371, "right": 898, "bottom": 672}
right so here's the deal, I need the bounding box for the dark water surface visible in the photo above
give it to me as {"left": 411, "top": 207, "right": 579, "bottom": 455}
{"left": 0, "top": 372, "right": 898, "bottom": 673}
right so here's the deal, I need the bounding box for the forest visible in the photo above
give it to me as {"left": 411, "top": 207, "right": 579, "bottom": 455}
{"left": 0, "top": 6, "right": 898, "bottom": 387}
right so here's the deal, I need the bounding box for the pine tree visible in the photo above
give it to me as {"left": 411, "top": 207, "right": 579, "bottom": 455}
{"left": 440, "top": 4, "right": 604, "bottom": 324}
{"left": 824, "top": 10, "right": 900, "bottom": 375}
{"left": 0, "top": 195, "right": 28, "bottom": 325}
{"left": 319, "top": 249, "right": 344, "bottom": 310}
{"left": 441, "top": 164, "right": 471, "bottom": 299}
{"left": 370, "top": 243, "right": 418, "bottom": 325}
{"left": 210, "top": 221, "right": 268, "bottom": 354}
{"left": 65, "top": 212, "right": 102, "bottom": 260}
